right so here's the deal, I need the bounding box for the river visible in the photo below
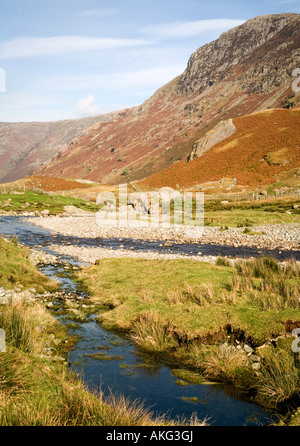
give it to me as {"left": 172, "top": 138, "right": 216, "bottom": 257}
{"left": 1, "top": 215, "right": 292, "bottom": 426}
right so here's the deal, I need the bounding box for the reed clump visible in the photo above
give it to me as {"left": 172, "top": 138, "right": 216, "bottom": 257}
{"left": 230, "top": 257, "right": 300, "bottom": 309}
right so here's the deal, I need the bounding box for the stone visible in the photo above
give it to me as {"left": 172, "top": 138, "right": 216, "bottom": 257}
{"left": 243, "top": 344, "right": 254, "bottom": 354}
{"left": 0, "top": 296, "right": 9, "bottom": 304}
{"left": 96, "top": 192, "right": 116, "bottom": 206}
{"left": 41, "top": 209, "right": 50, "bottom": 216}
{"left": 249, "top": 354, "right": 261, "bottom": 362}
{"left": 252, "top": 362, "right": 261, "bottom": 371}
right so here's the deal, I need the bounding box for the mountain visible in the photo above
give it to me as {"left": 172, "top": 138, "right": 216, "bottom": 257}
{"left": 29, "top": 13, "right": 300, "bottom": 185}
{"left": 0, "top": 113, "right": 114, "bottom": 183}
{"left": 139, "top": 107, "right": 300, "bottom": 190}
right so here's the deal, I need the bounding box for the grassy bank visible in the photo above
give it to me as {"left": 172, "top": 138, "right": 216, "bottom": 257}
{"left": 0, "top": 190, "right": 101, "bottom": 215}
{"left": 204, "top": 197, "right": 300, "bottom": 227}
{"left": 0, "top": 300, "right": 186, "bottom": 426}
{"left": 0, "top": 237, "right": 203, "bottom": 426}
{"left": 0, "top": 236, "right": 59, "bottom": 292}
{"left": 77, "top": 256, "right": 300, "bottom": 418}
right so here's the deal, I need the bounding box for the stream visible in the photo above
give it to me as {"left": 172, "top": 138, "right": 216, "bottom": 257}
{"left": 1, "top": 215, "right": 294, "bottom": 426}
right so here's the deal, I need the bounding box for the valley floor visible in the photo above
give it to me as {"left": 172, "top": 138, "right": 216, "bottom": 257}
{"left": 27, "top": 215, "right": 300, "bottom": 265}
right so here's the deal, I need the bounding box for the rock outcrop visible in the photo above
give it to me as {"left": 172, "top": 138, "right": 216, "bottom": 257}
{"left": 187, "top": 119, "right": 236, "bottom": 162}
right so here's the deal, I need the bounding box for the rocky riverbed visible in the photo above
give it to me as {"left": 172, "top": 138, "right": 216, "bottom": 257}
{"left": 27, "top": 215, "right": 300, "bottom": 252}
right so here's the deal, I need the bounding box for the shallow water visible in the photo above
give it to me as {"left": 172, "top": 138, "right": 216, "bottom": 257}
{"left": 0, "top": 215, "right": 299, "bottom": 261}
{"left": 42, "top": 264, "right": 274, "bottom": 426}
{"left": 0, "top": 215, "right": 293, "bottom": 425}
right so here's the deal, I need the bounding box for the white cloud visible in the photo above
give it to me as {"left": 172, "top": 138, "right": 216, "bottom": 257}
{"left": 74, "top": 94, "right": 102, "bottom": 117}
{"left": 0, "top": 35, "right": 151, "bottom": 59}
{"left": 141, "top": 18, "right": 245, "bottom": 39}
{"left": 74, "top": 94, "right": 125, "bottom": 117}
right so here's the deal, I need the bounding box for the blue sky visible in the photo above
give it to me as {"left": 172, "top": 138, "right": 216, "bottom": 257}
{"left": 0, "top": 0, "right": 299, "bottom": 122}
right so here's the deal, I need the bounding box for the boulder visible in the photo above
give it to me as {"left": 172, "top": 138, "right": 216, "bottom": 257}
{"left": 187, "top": 119, "right": 236, "bottom": 162}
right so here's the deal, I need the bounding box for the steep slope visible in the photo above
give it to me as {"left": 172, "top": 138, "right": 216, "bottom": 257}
{"left": 0, "top": 113, "right": 114, "bottom": 183}
{"left": 35, "top": 13, "right": 300, "bottom": 184}
{"left": 139, "top": 107, "right": 300, "bottom": 189}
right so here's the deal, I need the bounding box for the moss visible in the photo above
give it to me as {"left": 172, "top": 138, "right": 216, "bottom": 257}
{"left": 84, "top": 353, "right": 125, "bottom": 361}
{"left": 171, "top": 368, "right": 206, "bottom": 385}
{"left": 181, "top": 397, "right": 199, "bottom": 404}
{"left": 176, "top": 379, "right": 190, "bottom": 387}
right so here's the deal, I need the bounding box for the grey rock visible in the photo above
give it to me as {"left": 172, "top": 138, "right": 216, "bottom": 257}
{"left": 252, "top": 362, "right": 261, "bottom": 371}
{"left": 187, "top": 119, "right": 236, "bottom": 162}
{"left": 243, "top": 344, "right": 254, "bottom": 354}
{"left": 249, "top": 354, "right": 261, "bottom": 362}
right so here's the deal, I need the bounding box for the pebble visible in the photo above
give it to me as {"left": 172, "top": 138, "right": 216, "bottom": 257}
{"left": 26, "top": 216, "right": 300, "bottom": 252}
{"left": 0, "top": 287, "right": 36, "bottom": 305}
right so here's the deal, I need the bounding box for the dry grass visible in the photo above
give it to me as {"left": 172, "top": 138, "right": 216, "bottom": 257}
{"left": 0, "top": 300, "right": 203, "bottom": 426}
{"left": 201, "top": 343, "right": 251, "bottom": 382}
{"left": 130, "top": 311, "right": 178, "bottom": 353}
{"left": 230, "top": 257, "right": 300, "bottom": 310}
{"left": 257, "top": 348, "right": 300, "bottom": 407}
{"left": 140, "top": 108, "right": 300, "bottom": 189}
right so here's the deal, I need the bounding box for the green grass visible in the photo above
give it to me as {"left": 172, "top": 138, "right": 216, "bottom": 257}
{"left": 78, "top": 257, "right": 300, "bottom": 344}
{"left": 203, "top": 198, "right": 300, "bottom": 227}
{"left": 0, "top": 191, "right": 101, "bottom": 215}
{"left": 78, "top": 258, "right": 232, "bottom": 336}
{"left": 0, "top": 236, "right": 59, "bottom": 292}
{"left": 0, "top": 301, "right": 184, "bottom": 426}
{"left": 77, "top": 256, "right": 300, "bottom": 412}
{"left": 0, "top": 239, "right": 203, "bottom": 426}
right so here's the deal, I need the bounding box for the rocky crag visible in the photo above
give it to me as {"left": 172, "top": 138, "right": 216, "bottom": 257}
{"left": 15, "top": 14, "right": 300, "bottom": 186}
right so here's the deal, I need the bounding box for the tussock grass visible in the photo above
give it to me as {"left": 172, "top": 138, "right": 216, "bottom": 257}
{"left": 216, "top": 256, "right": 232, "bottom": 267}
{"left": 201, "top": 344, "right": 251, "bottom": 383}
{"left": 0, "top": 302, "right": 42, "bottom": 354}
{"left": 231, "top": 257, "right": 300, "bottom": 310}
{"left": 167, "top": 282, "right": 235, "bottom": 307}
{"left": 257, "top": 347, "right": 300, "bottom": 407}
{"left": 130, "top": 311, "right": 178, "bottom": 353}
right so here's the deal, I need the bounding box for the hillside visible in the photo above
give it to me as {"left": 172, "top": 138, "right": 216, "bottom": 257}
{"left": 139, "top": 107, "right": 300, "bottom": 190}
{"left": 35, "top": 13, "right": 300, "bottom": 185}
{"left": 0, "top": 113, "right": 114, "bottom": 183}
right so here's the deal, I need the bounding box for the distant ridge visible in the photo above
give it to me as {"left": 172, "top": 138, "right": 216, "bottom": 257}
{"left": 0, "top": 113, "right": 114, "bottom": 183}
